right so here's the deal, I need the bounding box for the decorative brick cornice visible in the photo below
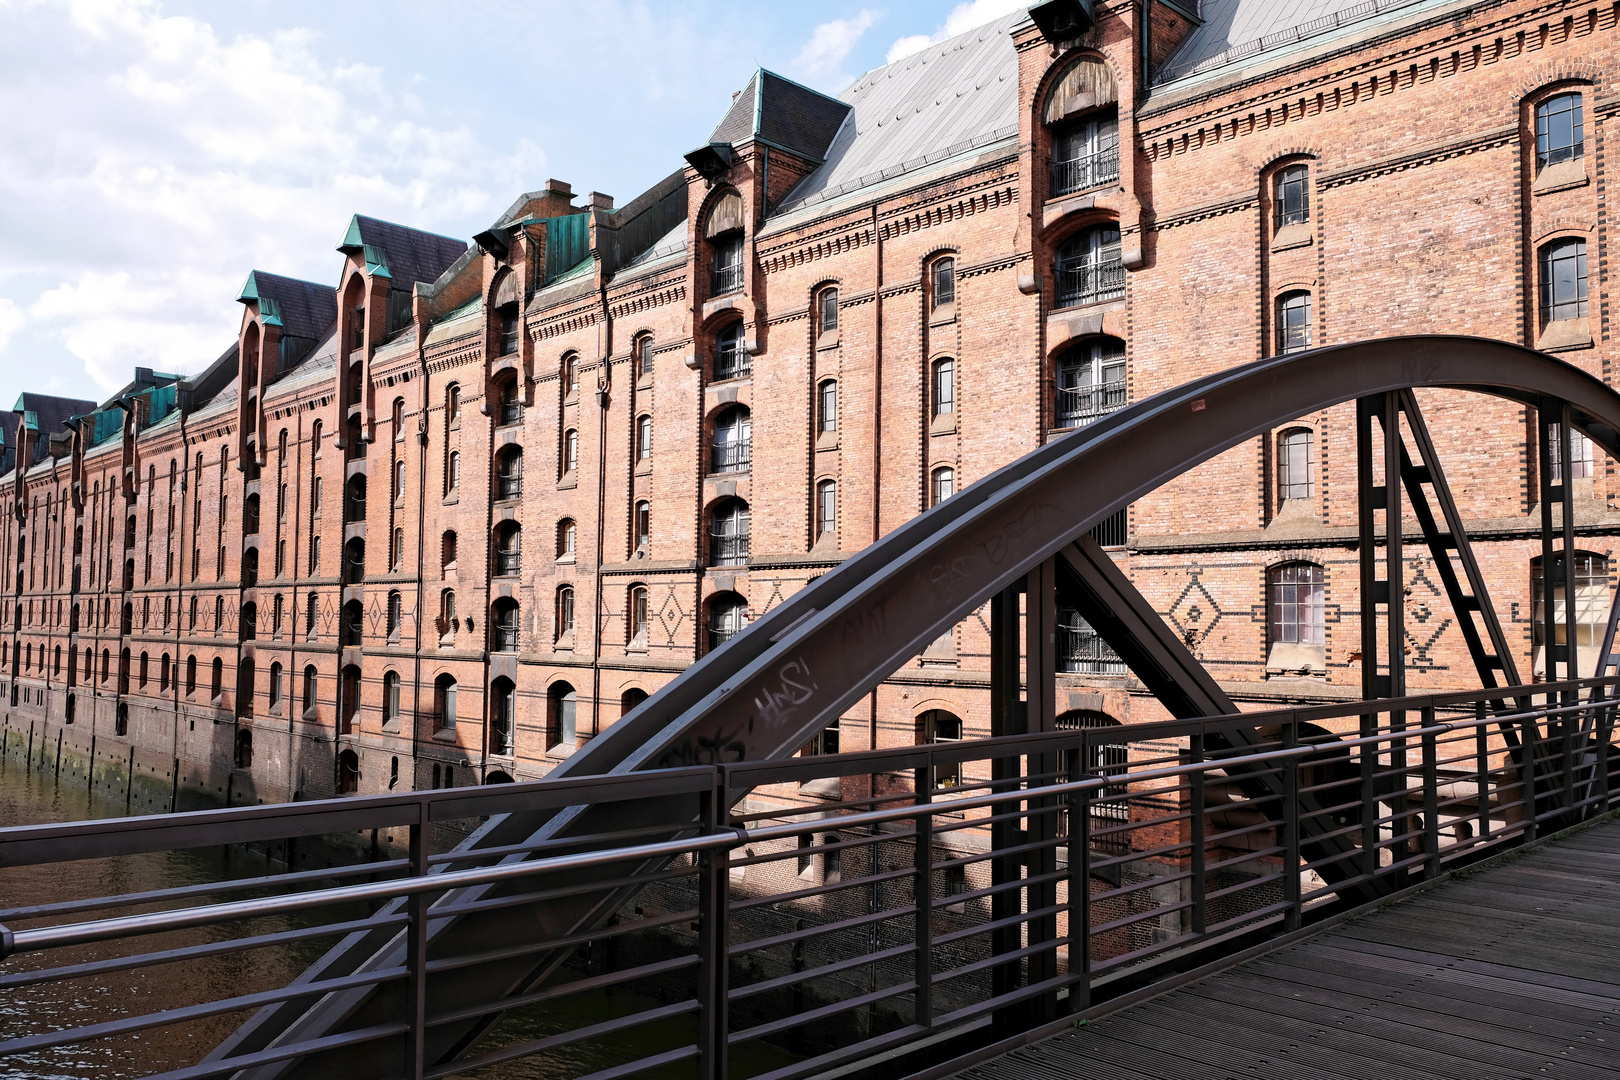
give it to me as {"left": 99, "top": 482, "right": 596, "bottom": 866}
{"left": 959, "top": 252, "right": 1031, "bottom": 279}
{"left": 1318, "top": 123, "right": 1517, "bottom": 187}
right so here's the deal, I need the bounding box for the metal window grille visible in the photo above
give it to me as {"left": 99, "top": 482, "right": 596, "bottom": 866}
{"left": 498, "top": 383, "right": 522, "bottom": 426}
{"left": 498, "top": 455, "right": 522, "bottom": 500}
{"left": 496, "top": 530, "right": 520, "bottom": 576}
{"left": 1541, "top": 240, "right": 1588, "bottom": 322}
{"left": 715, "top": 325, "right": 750, "bottom": 380}
{"left": 1050, "top": 117, "right": 1120, "bottom": 196}
{"left": 711, "top": 409, "right": 751, "bottom": 472}
{"left": 1277, "top": 292, "right": 1312, "bottom": 354}
{"left": 933, "top": 359, "right": 955, "bottom": 415}
{"left": 1055, "top": 229, "right": 1124, "bottom": 308}
{"left": 1057, "top": 611, "right": 1125, "bottom": 675}
{"left": 932, "top": 259, "right": 955, "bottom": 308}
{"left": 1536, "top": 93, "right": 1584, "bottom": 168}
{"left": 709, "top": 599, "right": 747, "bottom": 649}
{"left": 1269, "top": 562, "right": 1325, "bottom": 645}
{"left": 710, "top": 503, "right": 750, "bottom": 567}
{"left": 1278, "top": 429, "right": 1315, "bottom": 501}
{"left": 1055, "top": 341, "right": 1125, "bottom": 428}
{"left": 1274, "top": 164, "right": 1310, "bottom": 227}
{"left": 711, "top": 236, "right": 743, "bottom": 294}
{"left": 493, "top": 605, "right": 519, "bottom": 652}
{"left": 1089, "top": 507, "right": 1127, "bottom": 547}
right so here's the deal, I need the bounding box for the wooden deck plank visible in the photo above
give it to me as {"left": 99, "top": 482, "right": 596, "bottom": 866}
{"left": 948, "top": 817, "right": 1620, "bottom": 1080}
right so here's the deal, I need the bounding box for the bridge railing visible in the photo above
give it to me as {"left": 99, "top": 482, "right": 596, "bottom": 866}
{"left": 1, "top": 678, "right": 1616, "bottom": 1080}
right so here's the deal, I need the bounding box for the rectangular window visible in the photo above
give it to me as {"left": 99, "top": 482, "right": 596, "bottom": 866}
{"left": 500, "top": 307, "right": 520, "bottom": 356}
{"left": 1536, "top": 93, "right": 1584, "bottom": 168}
{"left": 1541, "top": 240, "right": 1588, "bottom": 323}
{"left": 819, "top": 381, "right": 837, "bottom": 433}
{"left": 932, "top": 259, "right": 955, "bottom": 309}
{"left": 1277, "top": 293, "right": 1312, "bottom": 354}
{"left": 1269, "top": 563, "right": 1325, "bottom": 646}
{"left": 1274, "top": 164, "right": 1309, "bottom": 228}
{"left": 1277, "top": 429, "right": 1315, "bottom": 501}
{"left": 933, "top": 359, "right": 955, "bottom": 416}
{"left": 712, "top": 235, "right": 744, "bottom": 294}
{"left": 819, "top": 290, "right": 838, "bottom": 334}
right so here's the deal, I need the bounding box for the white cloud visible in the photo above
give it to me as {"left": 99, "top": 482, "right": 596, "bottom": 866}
{"left": 0, "top": 0, "right": 545, "bottom": 397}
{"left": 886, "top": 0, "right": 1029, "bottom": 62}
{"left": 793, "top": 10, "right": 878, "bottom": 90}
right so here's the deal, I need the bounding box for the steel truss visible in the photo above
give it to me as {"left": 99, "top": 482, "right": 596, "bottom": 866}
{"left": 7, "top": 336, "right": 1620, "bottom": 1079}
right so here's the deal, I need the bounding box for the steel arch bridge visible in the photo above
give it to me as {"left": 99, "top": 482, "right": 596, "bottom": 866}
{"left": 6, "top": 335, "right": 1620, "bottom": 1080}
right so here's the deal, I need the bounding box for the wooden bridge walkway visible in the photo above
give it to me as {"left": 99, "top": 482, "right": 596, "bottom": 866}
{"left": 952, "top": 818, "right": 1620, "bottom": 1080}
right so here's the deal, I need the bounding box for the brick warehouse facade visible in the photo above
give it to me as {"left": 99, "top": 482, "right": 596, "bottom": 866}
{"left": 0, "top": 0, "right": 1612, "bottom": 806}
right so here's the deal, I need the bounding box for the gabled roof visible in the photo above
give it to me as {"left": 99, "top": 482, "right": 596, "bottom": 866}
{"left": 337, "top": 215, "right": 469, "bottom": 289}
{"left": 13, "top": 392, "right": 97, "bottom": 464}
{"left": 710, "top": 70, "right": 852, "bottom": 163}
{"left": 772, "top": 11, "right": 1024, "bottom": 215}
{"left": 237, "top": 271, "right": 338, "bottom": 342}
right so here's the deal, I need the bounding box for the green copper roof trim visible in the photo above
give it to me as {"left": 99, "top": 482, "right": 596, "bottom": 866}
{"left": 21, "top": 410, "right": 38, "bottom": 431}
{"left": 753, "top": 67, "right": 765, "bottom": 135}
{"left": 363, "top": 244, "right": 392, "bottom": 279}
{"left": 338, "top": 214, "right": 365, "bottom": 251}
{"left": 258, "top": 296, "right": 284, "bottom": 327}
{"left": 237, "top": 270, "right": 263, "bottom": 304}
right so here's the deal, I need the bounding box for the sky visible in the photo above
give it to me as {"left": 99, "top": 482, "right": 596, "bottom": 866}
{"left": 0, "top": 0, "right": 1031, "bottom": 410}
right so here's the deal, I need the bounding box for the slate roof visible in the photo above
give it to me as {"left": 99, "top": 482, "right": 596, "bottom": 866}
{"left": 236, "top": 270, "right": 338, "bottom": 342}
{"left": 1154, "top": 0, "right": 1447, "bottom": 84}
{"left": 710, "top": 70, "right": 852, "bottom": 163}
{"left": 772, "top": 11, "right": 1024, "bottom": 215}
{"left": 14, "top": 392, "right": 97, "bottom": 465}
{"left": 338, "top": 215, "right": 470, "bottom": 288}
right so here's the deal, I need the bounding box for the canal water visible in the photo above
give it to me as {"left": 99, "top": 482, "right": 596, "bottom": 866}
{"left": 0, "top": 754, "right": 796, "bottom": 1080}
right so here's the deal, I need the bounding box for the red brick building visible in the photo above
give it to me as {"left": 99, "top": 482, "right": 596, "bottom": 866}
{"left": 0, "top": 0, "right": 1611, "bottom": 805}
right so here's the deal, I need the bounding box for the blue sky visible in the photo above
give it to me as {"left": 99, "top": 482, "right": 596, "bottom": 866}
{"left": 0, "top": 0, "right": 1028, "bottom": 407}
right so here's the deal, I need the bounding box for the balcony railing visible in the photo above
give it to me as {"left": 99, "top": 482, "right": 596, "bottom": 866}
{"left": 1051, "top": 146, "right": 1120, "bottom": 197}
{"left": 711, "top": 440, "right": 751, "bottom": 473}
{"left": 493, "top": 623, "right": 519, "bottom": 652}
{"left": 710, "top": 532, "right": 750, "bottom": 567}
{"left": 709, "top": 625, "right": 742, "bottom": 651}
{"left": 495, "top": 549, "right": 520, "bottom": 577}
{"left": 1056, "top": 381, "right": 1127, "bottom": 428}
{"left": 1058, "top": 623, "right": 1126, "bottom": 676}
{"left": 1055, "top": 259, "right": 1125, "bottom": 309}
{"left": 714, "top": 348, "right": 751, "bottom": 382}
{"left": 711, "top": 262, "right": 743, "bottom": 295}
{"left": 497, "top": 474, "right": 522, "bottom": 501}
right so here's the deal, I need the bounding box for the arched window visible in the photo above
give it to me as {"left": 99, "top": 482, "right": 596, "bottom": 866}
{"left": 708, "top": 191, "right": 745, "bottom": 294}
{"left": 492, "top": 598, "right": 520, "bottom": 652}
{"left": 342, "top": 599, "right": 364, "bottom": 646}
{"left": 337, "top": 749, "right": 360, "bottom": 795}
{"left": 562, "top": 430, "right": 579, "bottom": 476}
{"left": 818, "top": 287, "right": 839, "bottom": 341}
{"left": 1274, "top": 163, "right": 1310, "bottom": 228}
{"left": 629, "top": 584, "right": 649, "bottom": 645}
{"left": 931, "top": 257, "right": 955, "bottom": 313}
{"left": 392, "top": 398, "right": 405, "bottom": 441}
{"left": 497, "top": 301, "right": 520, "bottom": 357}
{"left": 636, "top": 415, "right": 653, "bottom": 462}
{"left": 931, "top": 467, "right": 955, "bottom": 506}
{"left": 159, "top": 652, "right": 169, "bottom": 691}
{"left": 1267, "top": 562, "right": 1325, "bottom": 672}
{"left": 447, "top": 384, "right": 461, "bottom": 424}
{"left": 818, "top": 379, "right": 837, "bottom": 435}
{"left": 622, "top": 687, "right": 649, "bottom": 717}
{"left": 496, "top": 446, "right": 523, "bottom": 500}
{"left": 495, "top": 521, "right": 521, "bottom": 576}
{"left": 447, "top": 450, "right": 461, "bottom": 492}
{"left": 816, "top": 479, "right": 837, "bottom": 542}
{"left": 1536, "top": 91, "right": 1584, "bottom": 169}
{"left": 636, "top": 333, "right": 655, "bottom": 378}
{"left": 1055, "top": 710, "right": 1129, "bottom": 812}
{"left": 715, "top": 322, "right": 749, "bottom": 381}
{"left": 932, "top": 358, "right": 955, "bottom": 418}
{"left": 497, "top": 376, "right": 522, "bottom": 425}
{"left": 185, "top": 655, "right": 196, "bottom": 695}
{"left": 557, "top": 518, "right": 577, "bottom": 559}
{"left": 712, "top": 406, "right": 751, "bottom": 472}
{"left": 490, "top": 677, "right": 516, "bottom": 755}
{"left": 560, "top": 352, "right": 578, "bottom": 398}
{"left": 919, "top": 710, "right": 964, "bottom": 788}
{"left": 1540, "top": 239, "right": 1588, "bottom": 324}
{"left": 383, "top": 670, "right": 401, "bottom": 727}
{"left": 340, "top": 665, "right": 360, "bottom": 732}
{"left": 434, "top": 674, "right": 457, "bottom": 731}
{"left": 1055, "top": 338, "right": 1125, "bottom": 427}
{"left": 235, "top": 729, "right": 253, "bottom": 770}
{"left": 708, "top": 592, "right": 748, "bottom": 651}
{"left": 102, "top": 648, "right": 111, "bottom": 684}
{"left": 272, "top": 594, "right": 284, "bottom": 636}
{"left": 346, "top": 474, "right": 366, "bottom": 521}
{"left": 392, "top": 526, "right": 404, "bottom": 570}
{"left": 302, "top": 665, "right": 317, "bottom": 715}
{"left": 709, "top": 498, "right": 750, "bottom": 566}
{"left": 1531, "top": 551, "right": 1610, "bottom": 677}
{"left": 1055, "top": 226, "right": 1123, "bottom": 308}
{"left": 393, "top": 458, "right": 405, "bottom": 501}
{"left": 548, "top": 681, "right": 578, "bottom": 749}
{"left": 441, "top": 530, "right": 458, "bottom": 573}
{"left": 1276, "top": 291, "right": 1312, "bottom": 354}
{"left": 634, "top": 501, "right": 651, "bottom": 552}
{"left": 439, "top": 589, "right": 457, "bottom": 645}
{"left": 211, "top": 657, "right": 224, "bottom": 700}
{"left": 1277, "top": 428, "right": 1315, "bottom": 503}
{"left": 555, "top": 586, "right": 575, "bottom": 641}
{"left": 386, "top": 590, "right": 402, "bottom": 638}
{"left": 239, "top": 601, "right": 256, "bottom": 642}
{"left": 1045, "top": 55, "right": 1118, "bottom": 196}
{"left": 312, "top": 476, "right": 323, "bottom": 515}
{"left": 306, "top": 592, "right": 319, "bottom": 637}
{"left": 344, "top": 537, "right": 365, "bottom": 584}
{"left": 268, "top": 661, "right": 282, "bottom": 711}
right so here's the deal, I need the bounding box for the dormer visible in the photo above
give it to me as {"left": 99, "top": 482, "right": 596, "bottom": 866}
{"left": 335, "top": 215, "right": 467, "bottom": 450}
{"left": 235, "top": 271, "right": 335, "bottom": 470}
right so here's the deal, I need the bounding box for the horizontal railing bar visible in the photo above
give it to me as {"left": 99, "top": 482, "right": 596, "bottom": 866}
{"left": 730, "top": 980, "right": 919, "bottom": 1045}
{"left": 432, "top": 999, "right": 700, "bottom": 1076}
{"left": 424, "top": 908, "right": 700, "bottom": 980}
{"left": 426, "top": 955, "right": 700, "bottom": 1030}
{"left": 730, "top": 905, "right": 906, "bottom": 958}
{"left": 729, "top": 942, "right": 917, "bottom": 1002}
{"left": 730, "top": 866, "right": 919, "bottom": 914}
{"left": 140, "top": 1022, "right": 409, "bottom": 1080}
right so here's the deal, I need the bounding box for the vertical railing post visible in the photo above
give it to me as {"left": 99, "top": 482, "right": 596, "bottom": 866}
{"left": 1281, "top": 717, "right": 1301, "bottom": 932}
{"left": 1072, "top": 735, "right": 1092, "bottom": 1014}
{"left": 1476, "top": 702, "right": 1491, "bottom": 843}
{"left": 1188, "top": 732, "right": 1206, "bottom": 938}
{"left": 1421, "top": 706, "right": 1440, "bottom": 879}
{"left": 404, "top": 802, "right": 429, "bottom": 1080}
{"left": 1360, "top": 709, "right": 1379, "bottom": 883}
{"left": 696, "top": 773, "right": 731, "bottom": 1080}
{"left": 987, "top": 582, "right": 1025, "bottom": 1034}
{"left": 1523, "top": 703, "right": 1541, "bottom": 843}
{"left": 913, "top": 764, "right": 934, "bottom": 1029}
